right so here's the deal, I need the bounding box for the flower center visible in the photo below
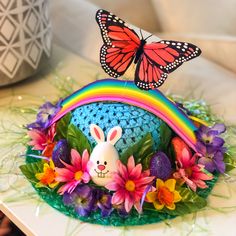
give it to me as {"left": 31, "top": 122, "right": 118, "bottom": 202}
{"left": 100, "top": 195, "right": 108, "bottom": 204}
{"left": 125, "top": 180, "right": 135, "bottom": 192}
{"left": 74, "top": 171, "right": 83, "bottom": 181}
{"left": 157, "top": 186, "right": 174, "bottom": 206}
{"left": 76, "top": 196, "right": 87, "bottom": 205}
{"left": 203, "top": 135, "right": 212, "bottom": 144}
{"left": 185, "top": 167, "right": 193, "bottom": 177}
{"left": 41, "top": 168, "right": 56, "bottom": 185}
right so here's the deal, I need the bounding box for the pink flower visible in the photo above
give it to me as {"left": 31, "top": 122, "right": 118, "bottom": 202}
{"left": 105, "top": 156, "right": 154, "bottom": 214}
{"left": 55, "top": 149, "right": 91, "bottom": 195}
{"left": 28, "top": 129, "right": 47, "bottom": 150}
{"left": 172, "top": 137, "right": 213, "bottom": 192}
{"left": 28, "top": 124, "right": 56, "bottom": 151}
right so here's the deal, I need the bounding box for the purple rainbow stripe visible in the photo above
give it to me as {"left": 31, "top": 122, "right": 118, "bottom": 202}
{"left": 50, "top": 79, "right": 197, "bottom": 151}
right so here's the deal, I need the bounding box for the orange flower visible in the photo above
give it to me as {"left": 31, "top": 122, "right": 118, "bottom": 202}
{"left": 146, "top": 179, "right": 182, "bottom": 210}
{"left": 35, "top": 160, "right": 59, "bottom": 188}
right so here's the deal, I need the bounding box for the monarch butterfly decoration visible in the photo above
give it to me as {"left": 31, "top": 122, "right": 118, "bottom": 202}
{"left": 96, "top": 9, "right": 201, "bottom": 90}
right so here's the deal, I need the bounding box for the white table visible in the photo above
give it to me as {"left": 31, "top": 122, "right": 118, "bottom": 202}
{"left": 1, "top": 45, "right": 236, "bottom": 236}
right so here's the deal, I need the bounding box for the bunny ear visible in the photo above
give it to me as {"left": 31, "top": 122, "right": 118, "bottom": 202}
{"left": 107, "top": 126, "right": 122, "bottom": 145}
{"left": 90, "top": 124, "right": 105, "bottom": 143}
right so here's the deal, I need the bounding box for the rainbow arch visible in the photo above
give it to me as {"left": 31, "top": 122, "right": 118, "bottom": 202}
{"left": 50, "top": 79, "right": 197, "bottom": 151}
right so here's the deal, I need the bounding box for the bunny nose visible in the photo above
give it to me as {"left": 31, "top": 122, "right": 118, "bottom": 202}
{"left": 97, "top": 164, "right": 105, "bottom": 171}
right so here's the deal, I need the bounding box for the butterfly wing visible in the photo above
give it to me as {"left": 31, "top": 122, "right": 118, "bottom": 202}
{"left": 96, "top": 9, "right": 140, "bottom": 77}
{"left": 135, "top": 53, "right": 168, "bottom": 90}
{"left": 135, "top": 40, "right": 201, "bottom": 90}
{"left": 143, "top": 40, "right": 201, "bottom": 73}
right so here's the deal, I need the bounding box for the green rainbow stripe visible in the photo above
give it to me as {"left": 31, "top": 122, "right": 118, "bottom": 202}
{"left": 51, "top": 79, "right": 197, "bottom": 151}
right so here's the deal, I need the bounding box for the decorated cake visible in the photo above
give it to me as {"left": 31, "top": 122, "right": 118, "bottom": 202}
{"left": 19, "top": 9, "right": 236, "bottom": 227}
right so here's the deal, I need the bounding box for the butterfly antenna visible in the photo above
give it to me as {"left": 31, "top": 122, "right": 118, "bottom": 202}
{"left": 144, "top": 34, "right": 153, "bottom": 41}
{"left": 139, "top": 29, "right": 144, "bottom": 40}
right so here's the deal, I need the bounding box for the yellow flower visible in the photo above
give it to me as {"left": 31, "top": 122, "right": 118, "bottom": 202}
{"left": 35, "top": 160, "right": 59, "bottom": 188}
{"left": 146, "top": 178, "right": 182, "bottom": 210}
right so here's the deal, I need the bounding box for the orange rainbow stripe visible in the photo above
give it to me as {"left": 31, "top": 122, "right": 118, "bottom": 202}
{"left": 50, "top": 79, "right": 197, "bottom": 151}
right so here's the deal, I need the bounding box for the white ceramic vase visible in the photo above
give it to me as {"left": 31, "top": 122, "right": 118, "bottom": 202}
{"left": 0, "top": 0, "right": 51, "bottom": 86}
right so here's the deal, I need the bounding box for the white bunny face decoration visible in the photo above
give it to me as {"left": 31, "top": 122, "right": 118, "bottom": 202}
{"left": 89, "top": 124, "right": 122, "bottom": 186}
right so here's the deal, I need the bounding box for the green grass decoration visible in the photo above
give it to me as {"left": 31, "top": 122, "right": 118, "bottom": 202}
{"left": 224, "top": 153, "right": 236, "bottom": 172}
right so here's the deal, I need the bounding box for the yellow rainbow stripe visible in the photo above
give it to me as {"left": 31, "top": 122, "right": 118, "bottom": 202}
{"left": 51, "top": 79, "right": 197, "bottom": 151}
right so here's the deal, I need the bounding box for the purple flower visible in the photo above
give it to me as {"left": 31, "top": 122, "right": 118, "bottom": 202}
{"left": 195, "top": 124, "right": 227, "bottom": 174}
{"left": 195, "top": 124, "right": 226, "bottom": 150}
{"left": 63, "top": 185, "right": 95, "bottom": 217}
{"left": 28, "top": 100, "right": 61, "bottom": 130}
{"left": 93, "top": 189, "right": 113, "bottom": 217}
{"left": 198, "top": 146, "right": 226, "bottom": 174}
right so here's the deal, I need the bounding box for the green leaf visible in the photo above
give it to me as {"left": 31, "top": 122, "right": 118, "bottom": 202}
{"left": 167, "top": 142, "right": 176, "bottom": 166}
{"left": 119, "top": 133, "right": 155, "bottom": 169}
{"left": 67, "top": 124, "right": 92, "bottom": 154}
{"left": 164, "top": 187, "right": 207, "bottom": 216}
{"left": 224, "top": 152, "right": 236, "bottom": 172}
{"left": 179, "top": 187, "right": 206, "bottom": 203}
{"left": 20, "top": 161, "right": 44, "bottom": 184}
{"left": 55, "top": 112, "right": 72, "bottom": 140}
{"left": 157, "top": 123, "right": 172, "bottom": 152}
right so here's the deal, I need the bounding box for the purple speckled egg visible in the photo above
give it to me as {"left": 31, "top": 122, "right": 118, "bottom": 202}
{"left": 52, "top": 139, "right": 70, "bottom": 167}
{"left": 150, "top": 152, "right": 172, "bottom": 180}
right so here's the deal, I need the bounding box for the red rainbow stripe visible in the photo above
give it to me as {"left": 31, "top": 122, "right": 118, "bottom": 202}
{"left": 50, "top": 79, "right": 197, "bottom": 151}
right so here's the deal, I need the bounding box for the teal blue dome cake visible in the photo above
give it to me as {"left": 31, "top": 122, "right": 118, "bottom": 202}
{"left": 70, "top": 102, "right": 165, "bottom": 154}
